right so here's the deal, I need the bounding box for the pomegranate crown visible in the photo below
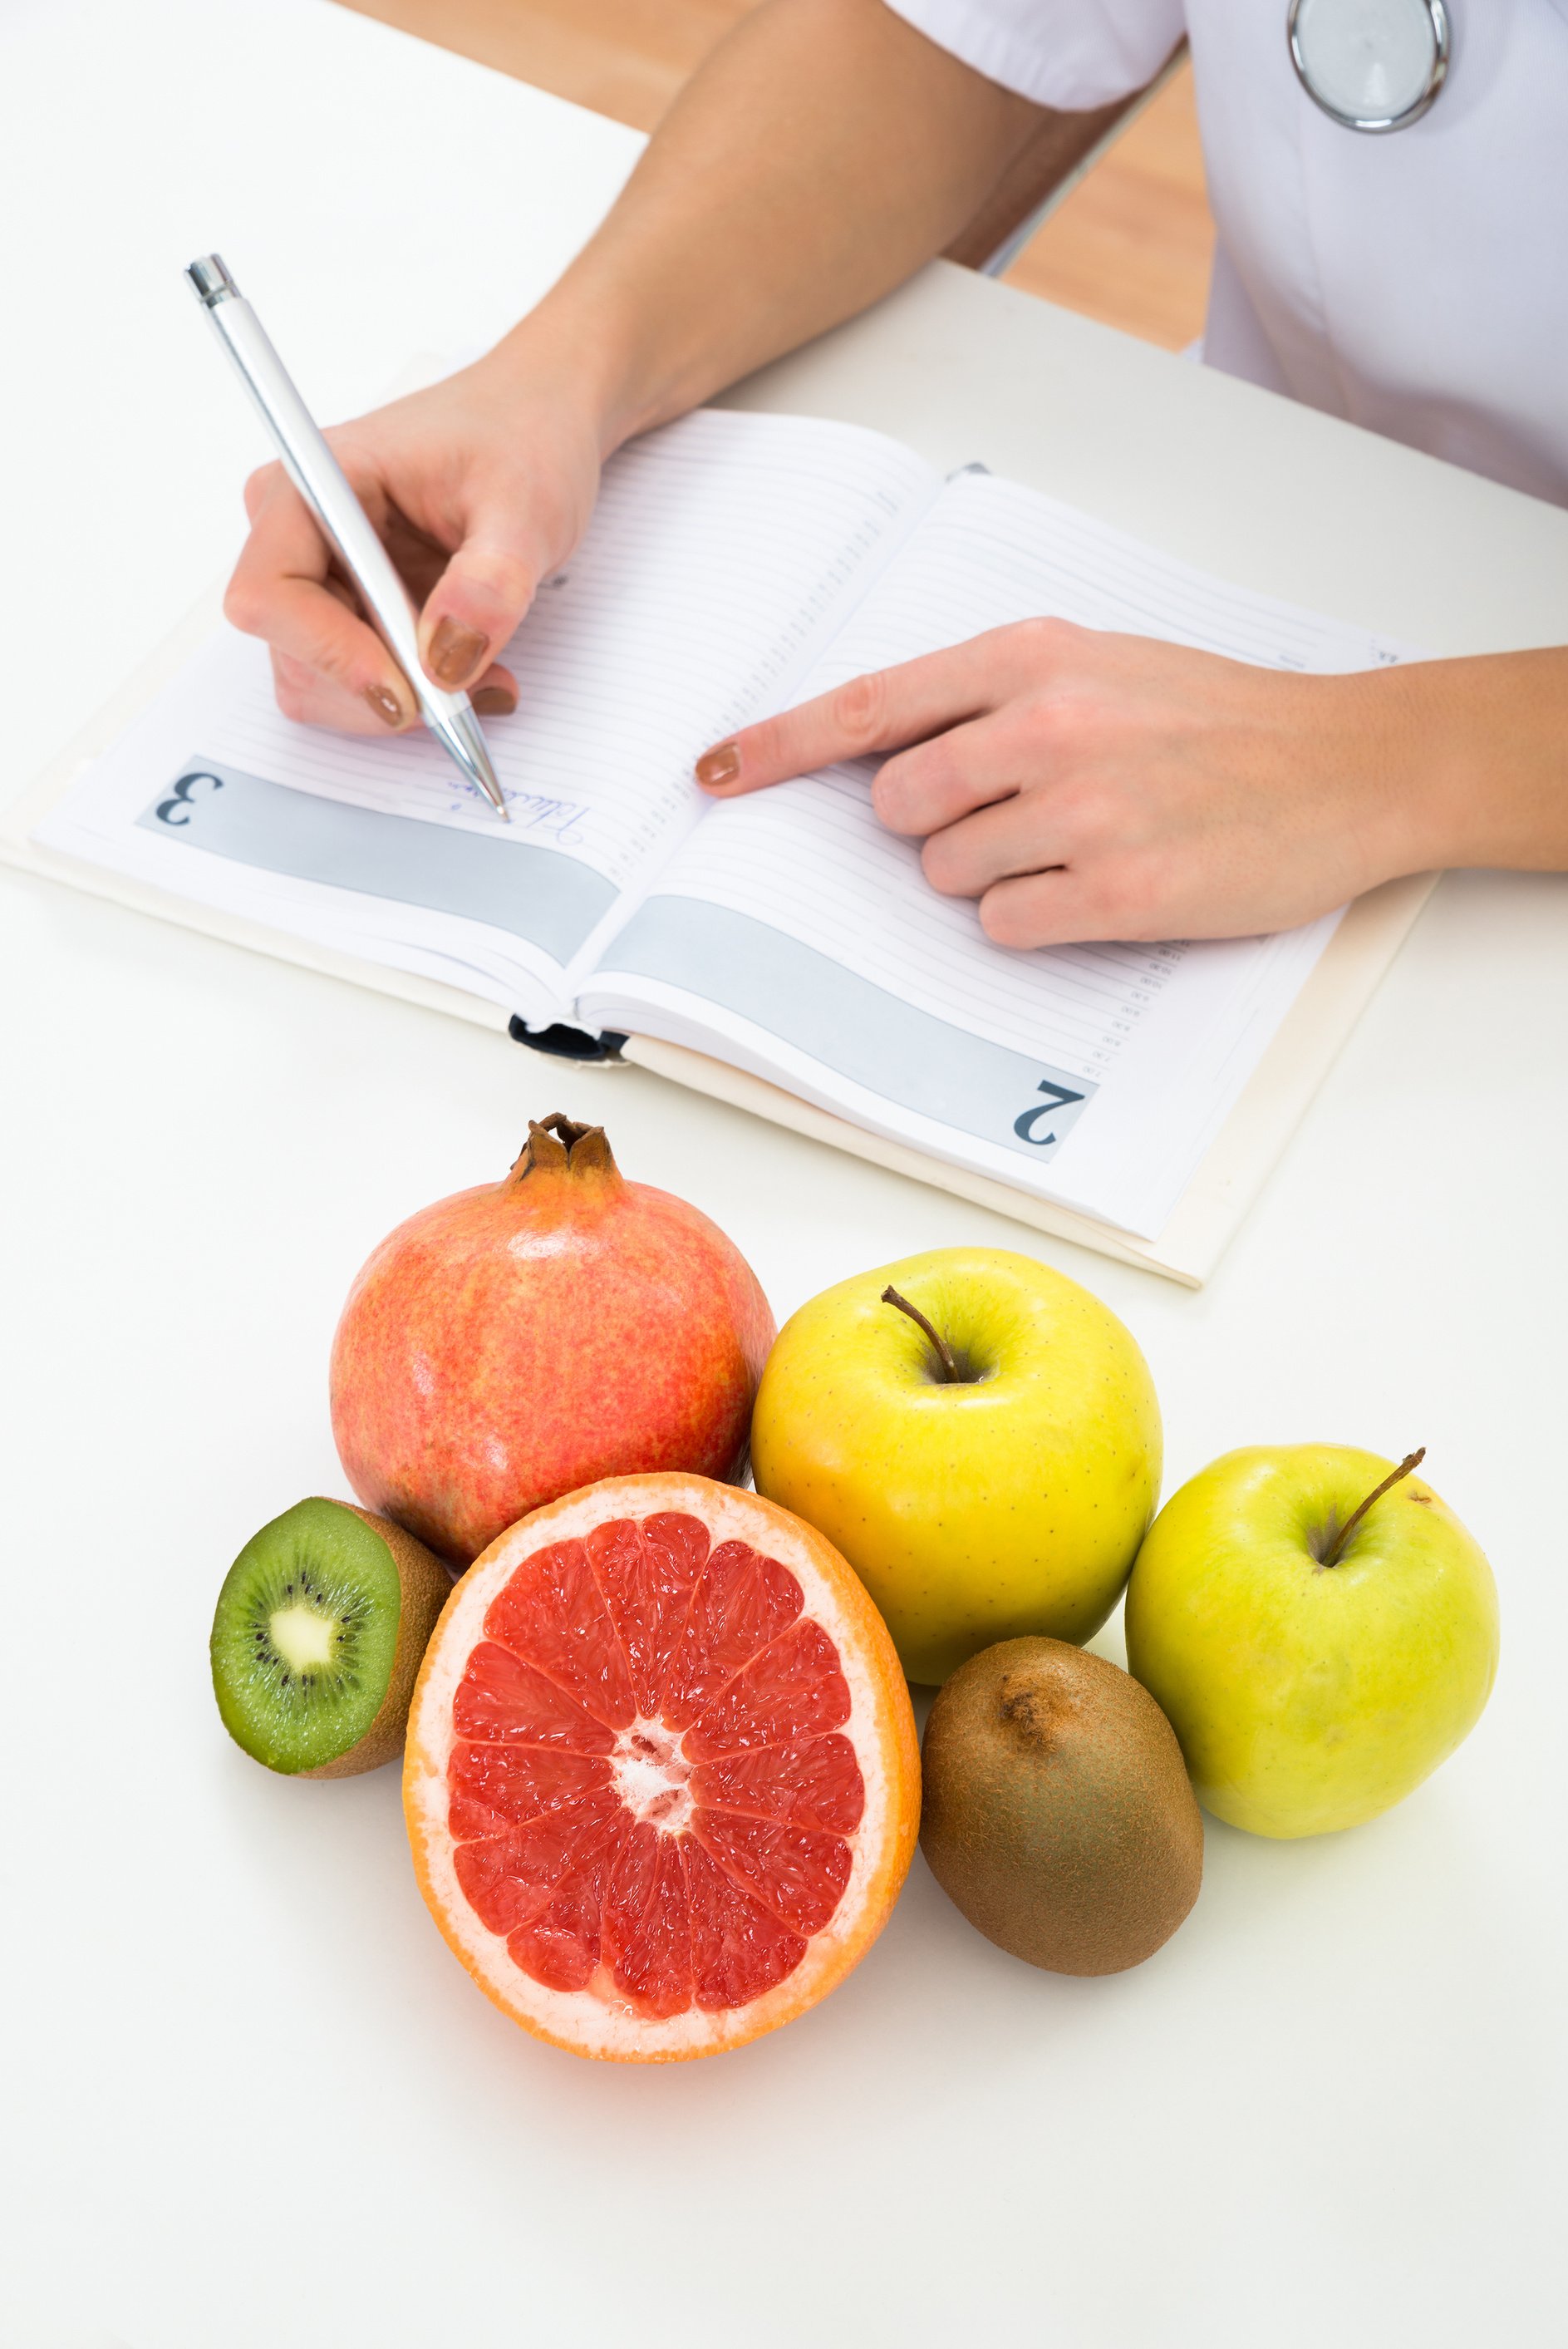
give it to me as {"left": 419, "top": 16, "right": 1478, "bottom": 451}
{"left": 509, "top": 1112, "right": 621, "bottom": 1185}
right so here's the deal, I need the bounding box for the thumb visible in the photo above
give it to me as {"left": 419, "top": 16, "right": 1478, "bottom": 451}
{"left": 416, "top": 507, "right": 543, "bottom": 695}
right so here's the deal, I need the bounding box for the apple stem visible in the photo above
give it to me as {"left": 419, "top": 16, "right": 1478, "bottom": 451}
{"left": 1319, "top": 1448, "right": 1427, "bottom": 1570}
{"left": 880, "top": 1285, "right": 961, "bottom": 1383}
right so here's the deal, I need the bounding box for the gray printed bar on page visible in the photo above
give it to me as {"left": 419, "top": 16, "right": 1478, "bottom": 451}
{"left": 600, "top": 895, "right": 1098, "bottom": 1163}
{"left": 136, "top": 756, "right": 616, "bottom": 963}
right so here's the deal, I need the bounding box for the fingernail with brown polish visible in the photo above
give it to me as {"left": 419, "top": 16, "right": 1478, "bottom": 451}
{"left": 696, "top": 741, "right": 740, "bottom": 790}
{"left": 365, "top": 684, "right": 404, "bottom": 727}
{"left": 428, "top": 615, "right": 489, "bottom": 687}
{"left": 471, "top": 685, "right": 517, "bottom": 717}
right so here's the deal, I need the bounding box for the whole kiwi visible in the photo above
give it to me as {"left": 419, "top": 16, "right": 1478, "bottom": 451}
{"left": 921, "top": 1636, "right": 1202, "bottom": 1975}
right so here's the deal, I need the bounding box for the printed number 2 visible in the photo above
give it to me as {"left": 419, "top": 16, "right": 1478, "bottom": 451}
{"left": 1013, "top": 1078, "right": 1086, "bottom": 1147}
{"left": 156, "top": 771, "right": 224, "bottom": 826}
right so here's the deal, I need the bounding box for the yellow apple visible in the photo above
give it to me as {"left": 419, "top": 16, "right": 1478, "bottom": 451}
{"left": 1124, "top": 1445, "right": 1499, "bottom": 1838}
{"left": 750, "top": 1247, "right": 1162, "bottom": 1684}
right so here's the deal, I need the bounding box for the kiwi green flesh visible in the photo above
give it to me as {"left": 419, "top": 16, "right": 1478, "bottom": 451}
{"left": 920, "top": 1636, "right": 1203, "bottom": 1977}
{"left": 211, "top": 1499, "right": 406, "bottom": 1775}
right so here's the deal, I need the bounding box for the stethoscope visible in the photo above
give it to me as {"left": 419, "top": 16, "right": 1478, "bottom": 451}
{"left": 1288, "top": 0, "right": 1449, "bottom": 130}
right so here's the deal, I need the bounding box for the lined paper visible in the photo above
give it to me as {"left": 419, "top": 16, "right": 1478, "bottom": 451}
{"left": 827, "top": 470, "right": 1406, "bottom": 669}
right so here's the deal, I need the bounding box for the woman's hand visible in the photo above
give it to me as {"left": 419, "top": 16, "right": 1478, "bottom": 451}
{"left": 695, "top": 619, "right": 1487, "bottom": 943}
{"left": 217, "top": 0, "right": 1049, "bottom": 741}
{"left": 221, "top": 349, "right": 607, "bottom": 733}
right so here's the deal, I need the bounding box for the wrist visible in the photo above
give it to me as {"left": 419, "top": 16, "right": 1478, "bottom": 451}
{"left": 480, "top": 280, "right": 674, "bottom": 461}
{"left": 1314, "top": 662, "right": 1488, "bottom": 884}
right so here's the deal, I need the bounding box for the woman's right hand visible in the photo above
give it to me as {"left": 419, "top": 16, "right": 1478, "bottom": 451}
{"left": 220, "top": 347, "right": 607, "bottom": 733}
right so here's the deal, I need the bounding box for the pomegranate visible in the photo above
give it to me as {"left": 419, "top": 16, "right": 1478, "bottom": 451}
{"left": 330, "top": 1115, "right": 776, "bottom": 1566}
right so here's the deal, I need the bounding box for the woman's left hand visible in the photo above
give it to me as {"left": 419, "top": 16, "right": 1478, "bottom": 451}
{"left": 693, "top": 619, "right": 1452, "bottom": 944}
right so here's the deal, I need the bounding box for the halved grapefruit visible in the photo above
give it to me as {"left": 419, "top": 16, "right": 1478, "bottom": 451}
{"left": 404, "top": 1473, "right": 919, "bottom": 2061}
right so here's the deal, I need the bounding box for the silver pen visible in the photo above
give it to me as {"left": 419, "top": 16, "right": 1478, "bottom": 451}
{"left": 185, "top": 253, "right": 509, "bottom": 821}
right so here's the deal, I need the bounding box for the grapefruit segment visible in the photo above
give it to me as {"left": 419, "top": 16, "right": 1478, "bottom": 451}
{"left": 452, "top": 1792, "right": 623, "bottom": 1932}
{"left": 691, "top": 1810, "right": 853, "bottom": 1936}
{"left": 484, "top": 1539, "right": 637, "bottom": 1727}
{"left": 684, "top": 1834, "right": 807, "bottom": 2009}
{"left": 603, "top": 1824, "right": 692, "bottom": 2017}
{"left": 689, "top": 1734, "right": 865, "bottom": 1832}
{"left": 406, "top": 1475, "right": 919, "bottom": 2060}
{"left": 446, "top": 1743, "right": 611, "bottom": 1839}
{"left": 661, "top": 1536, "right": 805, "bottom": 1725}
{"left": 587, "top": 1510, "right": 710, "bottom": 1714}
{"left": 453, "top": 1644, "right": 618, "bottom": 1751}
{"left": 682, "top": 1617, "right": 850, "bottom": 1759}
{"left": 509, "top": 1839, "right": 617, "bottom": 1992}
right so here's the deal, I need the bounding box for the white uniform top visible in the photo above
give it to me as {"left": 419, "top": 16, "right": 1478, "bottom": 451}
{"left": 887, "top": 0, "right": 1568, "bottom": 505}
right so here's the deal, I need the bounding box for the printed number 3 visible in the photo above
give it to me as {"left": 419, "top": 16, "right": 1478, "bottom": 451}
{"left": 1013, "top": 1078, "right": 1086, "bottom": 1147}
{"left": 156, "top": 771, "right": 224, "bottom": 826}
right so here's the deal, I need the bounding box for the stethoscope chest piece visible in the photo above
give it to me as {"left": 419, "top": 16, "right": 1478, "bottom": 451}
{"left": 1288, "top": 0, "right": 1450, "bottom": 130}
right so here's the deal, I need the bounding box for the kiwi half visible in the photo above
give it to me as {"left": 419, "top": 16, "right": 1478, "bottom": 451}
{"left": 210, "top": 1498, "right": 451, "bottom": 1777}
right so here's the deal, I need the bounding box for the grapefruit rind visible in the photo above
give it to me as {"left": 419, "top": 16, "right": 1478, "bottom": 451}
{"left": 404, "top": 1473, "right": 919, "bottom": 2061}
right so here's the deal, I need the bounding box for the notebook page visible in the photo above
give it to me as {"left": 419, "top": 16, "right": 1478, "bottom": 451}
{"left": 33, "top": 410, "right": 938, "bottom": 1020}
{"left": 581, "top": 471, "right": 1412, "bottom": 1239}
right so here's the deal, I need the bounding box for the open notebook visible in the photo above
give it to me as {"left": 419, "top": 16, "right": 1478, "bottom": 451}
{"left": 7, "top": 408, "right": 1431, "bottom": 1280}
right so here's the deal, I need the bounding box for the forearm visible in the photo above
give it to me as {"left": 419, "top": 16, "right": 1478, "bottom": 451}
{"left": 1382, "top": 650, "right": 1568, "bottom": 874}
{"left": 489, "top": 0, "right": 1042, "bottom": 449}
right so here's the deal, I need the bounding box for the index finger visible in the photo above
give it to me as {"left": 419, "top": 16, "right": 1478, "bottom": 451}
{"left": 225, "top": 464, "right": 414, "bottom": 722}
{"left": 693, "top": 627, "right": 1034, "bottom": 796}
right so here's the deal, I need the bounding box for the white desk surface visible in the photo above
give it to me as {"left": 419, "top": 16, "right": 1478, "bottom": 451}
{"left": 3, "top": 6, "right": 1565, "bottom": 2346}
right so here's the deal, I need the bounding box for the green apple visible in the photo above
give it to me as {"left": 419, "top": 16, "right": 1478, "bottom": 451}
{"left": 1124, "top": 1445, "right": 1499, "bottom": 1838}
{"left": 750, "top": 1247, "right": 1162, "bottom": 1685}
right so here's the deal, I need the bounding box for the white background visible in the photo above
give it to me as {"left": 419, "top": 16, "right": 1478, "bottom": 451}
{"left": 2, "top": 6, "right": 1565, "bottom": 2346}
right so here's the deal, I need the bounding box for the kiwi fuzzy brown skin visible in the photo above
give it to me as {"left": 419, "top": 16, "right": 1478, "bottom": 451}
{"left": 298, "top": 1504, "right": 454, "bottom": 1778}
{"left": 920, "top": 1636, "right": 1203, "bottom": 1976}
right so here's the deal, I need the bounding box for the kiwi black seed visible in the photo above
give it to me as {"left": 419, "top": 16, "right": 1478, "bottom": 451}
{"left": 210, "top": 1498, "right": 452, "bottom": 1778}
{"left": 920, "top": 1636, "right": 1203, "bottom": 1976}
